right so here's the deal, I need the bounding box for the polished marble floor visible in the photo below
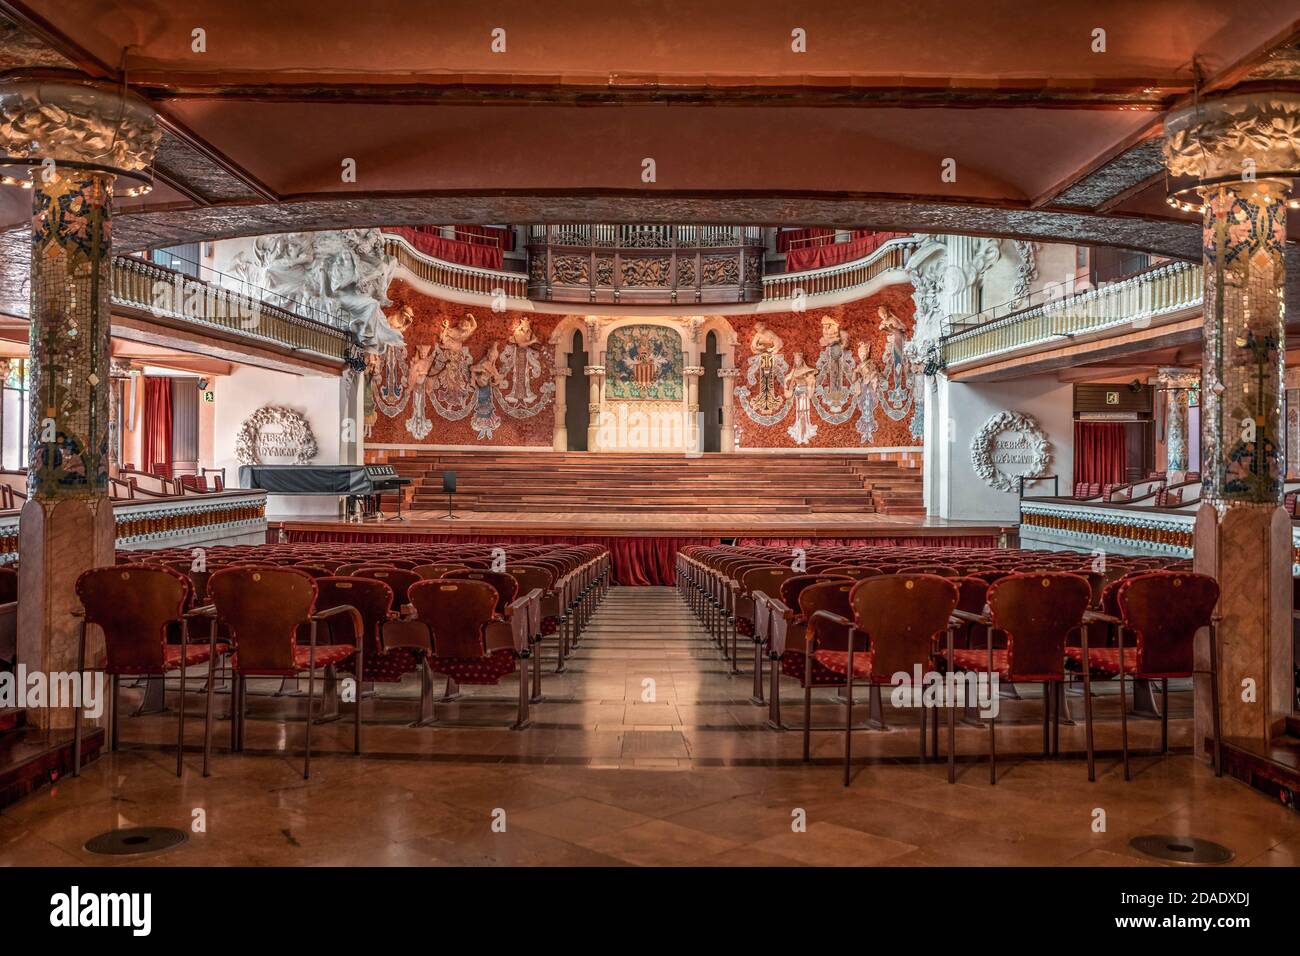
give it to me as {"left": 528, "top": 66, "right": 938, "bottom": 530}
{"left": 1, "top": 587, "right": 1295, "bottom": 867}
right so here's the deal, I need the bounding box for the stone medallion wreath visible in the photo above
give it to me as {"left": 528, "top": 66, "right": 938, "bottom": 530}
{"left": 235, "top": 406, "right": 319, "bottom": 465}
{"left": 970, "top": 410, "right": 1051, "bottom": 493}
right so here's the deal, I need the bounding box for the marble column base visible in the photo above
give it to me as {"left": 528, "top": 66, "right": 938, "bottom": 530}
{"left": 1193, "top": 502, "right": 1291, "bottom": 756}
{"left": 16, "top": 497, "right": 116, "bottom": 731}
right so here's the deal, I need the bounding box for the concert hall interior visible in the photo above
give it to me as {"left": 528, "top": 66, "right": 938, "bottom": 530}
{"left": 2, "top": 0, "right": 1300, "bottom": 882}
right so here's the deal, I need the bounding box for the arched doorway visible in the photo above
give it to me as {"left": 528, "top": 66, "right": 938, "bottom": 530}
{"left": 565, "top": 330, "right": 589, "bottom": 451}
{"left": 700, "top": 331, "right": 722, "bottom": 453}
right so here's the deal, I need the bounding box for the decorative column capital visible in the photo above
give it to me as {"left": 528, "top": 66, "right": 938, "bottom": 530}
{"left": 553, "top": 366, "right": 572, "bottom": 377}
{"left": 683, "top": 366, "right": 705, "bottom": 377}
{"left": 583, "top": 365, "right": 605, "bottom": 377}
{"left": 1163, "top": 92, "right": 1300, "bottom": 187}
{"left": 0, "top": 79, "right": 161, "bottom": 193}
{"left": 717, "top": 367, "right": 740, "bottom": 379}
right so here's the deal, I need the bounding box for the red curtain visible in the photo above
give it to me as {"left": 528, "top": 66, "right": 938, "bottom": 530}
{"left": 386, "top": 227, "right": 504, "bottom": 269}
{"left": 784, "top": 231, "right": 909, "bottom": 272}
{"left": 1073, "top": 421, "right": 1127, "bottom": 485}
{"left": 142, "top": 377, "right": 173, "bottom": 478}
{"left": 776, "top": 227, "right": 835, "bottom": 253}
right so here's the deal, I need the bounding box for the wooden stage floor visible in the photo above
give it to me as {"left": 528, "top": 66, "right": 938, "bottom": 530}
{"left": 270, "top": 508, "right": 1009, "bottom": 540}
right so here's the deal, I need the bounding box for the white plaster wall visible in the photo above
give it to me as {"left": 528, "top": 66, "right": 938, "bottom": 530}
{"left": 931, "top": 374, "right": 1074, "bottom": 523}
{"left": 211, "top": 365, "right": 345, "bottom": 514}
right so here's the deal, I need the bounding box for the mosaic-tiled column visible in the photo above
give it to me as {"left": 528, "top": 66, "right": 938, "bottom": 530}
{"left": 1163, "top": 91, "right": 1300, "bottom": 754}
{"left": 1157, "top": 368, "right": 1200, "bottom": 473}
{"left": 1, "top": 80, "right": 160, "bottom": 731}
{"left": 585, "top": 365, "right": 605, "bottom": 452}
{"left": 28, "top": 170, "right": 114, "bottom": 497}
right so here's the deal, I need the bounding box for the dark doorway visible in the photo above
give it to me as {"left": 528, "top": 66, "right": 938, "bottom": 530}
{"left": 565, "top": 331, "right": 589, "bottom": 451}
{"left": 699, "top": 331, "right": 722, "bottom": 453}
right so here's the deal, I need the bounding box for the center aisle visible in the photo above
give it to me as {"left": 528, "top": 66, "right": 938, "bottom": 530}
{"left": 558, "top": 585, "right": 746, "bottom": 765}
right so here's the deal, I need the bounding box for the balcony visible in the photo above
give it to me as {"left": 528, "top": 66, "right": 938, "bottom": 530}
{"left": 526, "top": 225, "right": 765, "bottom": 305}
{"left": 763, "top": 234, "right": 917, "bottom": 301}
{"left": 382, "top": 232, "right": 528, "bottom": 301}
{"left": 112, "top": 255, "right": 354, "bottom": 363}
{"left": 940, "top": 260, "right": 1202, "bottom": 371}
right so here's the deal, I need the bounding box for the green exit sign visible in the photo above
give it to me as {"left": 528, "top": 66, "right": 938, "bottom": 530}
{"left": 202, "top": 390, "right": 215, "bottom": 403}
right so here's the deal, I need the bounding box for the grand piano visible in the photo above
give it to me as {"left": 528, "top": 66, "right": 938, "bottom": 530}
{"left": 239, "top": 464, "right": 411, "bottom": 519}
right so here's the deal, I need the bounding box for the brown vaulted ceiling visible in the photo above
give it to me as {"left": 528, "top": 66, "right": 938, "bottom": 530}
{"left": 0, "top": 0, "right": 1298, "bottom": 318}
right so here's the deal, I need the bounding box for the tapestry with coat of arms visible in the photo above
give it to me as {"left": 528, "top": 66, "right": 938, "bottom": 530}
{"left": 605, "top": 325, "right": 684, "bottom": 401}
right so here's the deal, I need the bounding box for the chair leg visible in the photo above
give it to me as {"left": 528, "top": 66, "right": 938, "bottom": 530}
{"left": 304, "top": 625, "right": 316, "bottom": 780}
{"left": 1209, "top": 623, "right": 1223, "bottom": 777}
{"left": 354, "top": 646, "right": 364, "bottom": 756}
{"left": 919, "top": 697, "right": 927, "bottom": 762}
{"left": 176, "top": 659, "right": 187, "bottom": 779}
{"left": 947, "top": 626, "right": 956, "bottom": 784}
{"left": 203, "top": 622, "right": 217, "bottom": 778}
{"left": 986, "top": 624, "right": 995, "bottom": 785}
{"left": 802, "top": 683, "right": 813, "bottom": 762}
{"left": 513, "top": 657, "right": 531, "bottom": 730}
{"left": 531, "top": 637, "right": 544, "bottom": 703}
{"left": 1118, "top": 626, "right": 1130, "bottom": 782}
{"left": 1052, "top": 682, "right": 1061, "bottom": 756}
{"left": 1082, "top": 625, "right": 1096, "bottom": 782}
{"left": 1042, "top": 681, "right": 1050, "bottom": 756}
{"left": 412, "top": 659, "right": 436, "bottom": 727}
{"left": 843, "top": 661, "right": 854, "bottom": 787}
{"left": 110, "top": 675, "right": 120, "bottom": 752}
{"left": 768, "top": 655, "right": 783, "bottom": 730}
{"left": 74, "top": 621, "right": 87, "bottom": 777}
{"left": 929, "top": 688, "right": 938, "bottom": 759}
{"left": 1160, "top": 677, "right": 1169, "bottom": 754}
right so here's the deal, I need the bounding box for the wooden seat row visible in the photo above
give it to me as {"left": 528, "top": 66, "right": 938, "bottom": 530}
{"left": 73, "top": 542, "right": 609, "bottom": 779}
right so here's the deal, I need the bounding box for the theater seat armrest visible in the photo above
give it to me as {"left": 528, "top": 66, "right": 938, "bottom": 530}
{"left": 310, "top": 604, "right": 363, "bottom": 642}
{"left": 807, "top": 610, "right": 855, "bottom": 653}
{"left": 950, "top": 609, "right": 989, "bottom": 626}
{"left": 183, "top": 604, "right": 217, "bottom": 619}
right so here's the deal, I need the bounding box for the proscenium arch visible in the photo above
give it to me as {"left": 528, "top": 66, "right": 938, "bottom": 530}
{"left": 0, "top": 196, "right": 1211, "bottom": 319}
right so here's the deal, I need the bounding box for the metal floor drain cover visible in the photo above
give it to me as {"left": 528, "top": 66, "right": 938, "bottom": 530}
{"left": 1129, "top": 834, "right": 1234, "bottom": 865}
{"left": 84, "top": 827, "right": 188, "bottom": 856}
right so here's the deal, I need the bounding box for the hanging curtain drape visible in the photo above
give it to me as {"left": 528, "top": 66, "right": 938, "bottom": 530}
{"left": 1073, "top": 421, "right": 1127, "bottom": 485}
{"left": 142, "top": 377, "right": 173, "bottom": 477}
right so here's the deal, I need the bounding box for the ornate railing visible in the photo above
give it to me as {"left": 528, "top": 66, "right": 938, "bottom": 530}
{"left": 532, "top": 224, "right": 764, "bottom": 248}
{"left": 112, "top": 256, "right": 353, "bottom": 362}
{"left": 1020, "top": 498, "right": 1300, "bottom": 574}
{"left": 526, "top": 224, "right": 765, "bottom": 305}
{"left": 114, "top": 492, "right": 267, "bottom": 548}
{"left": 1019, "top": 500, "right": 1195, "bottom": 558}
{"left": 941, "top": 260, "right": 1202, "bottom": 368}
{"left": 383, "top": 233, "right": 529, "bottom": 300}
{"left": 0, "top": 491, "right": 268, "bottom": 563}
{"left": 762, "top": 235, "right": 918, "bottom": 301}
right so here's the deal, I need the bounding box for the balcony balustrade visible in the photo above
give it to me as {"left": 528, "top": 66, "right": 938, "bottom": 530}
{"left": 526, "top": 224, "right": 765, "bottom": 305}
{"left": 112, "top": 255, "right": 353, "bottom": 362}
{"left": 940, "top": 260, "right": 1202, "bottom": 369}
